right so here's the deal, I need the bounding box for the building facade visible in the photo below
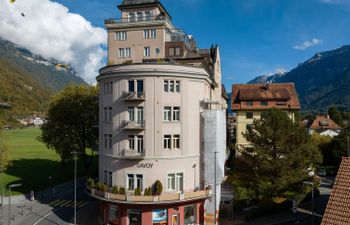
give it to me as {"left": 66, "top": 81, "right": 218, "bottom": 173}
{"left": 91, "top": 1, "right": 227, "bottom": 225}
{"left": 231, "top": 83, "right": 301, "bottom": 150}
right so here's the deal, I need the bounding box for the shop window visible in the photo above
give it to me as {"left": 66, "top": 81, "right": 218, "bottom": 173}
{"left": 128, "top": 209, "right": 142, "bottom": 225}
{"left": 184, "top": 205, "right": 196, "bottom": 225}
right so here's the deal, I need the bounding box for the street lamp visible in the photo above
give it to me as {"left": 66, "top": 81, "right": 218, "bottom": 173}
{"left": 8, "top": 183, "right": 22, "bottom": 225}
{"left": 303, "top": 180, "right": 314, "bottom": 225}
{"left": 72, "top": 151, "right": 78, "bottom": 225}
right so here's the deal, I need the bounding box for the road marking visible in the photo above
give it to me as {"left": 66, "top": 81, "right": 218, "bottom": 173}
{"left": 48, "top": 199, "right": 61, "bottom": 205}
{"left": 78, "top": 202, "right": 88, "bottom": 208}
{"left": 60, "top": 201, "right": 73, "bottom": 207}
{"left": 33, "top": 208, "right": 60, "bottom": 225}
{"left": 53, "top": 200, "right": 69, "bottom": 207}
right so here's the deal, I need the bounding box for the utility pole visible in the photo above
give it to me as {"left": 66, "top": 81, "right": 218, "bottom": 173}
{"left": 347, "top": 136, "right": 350, "bottom": 156}
{"left": 214, "top": 151, "right": 218, "bottom": 225}
{"left": 73, "top": 151, "right": 77, "bottom": 225}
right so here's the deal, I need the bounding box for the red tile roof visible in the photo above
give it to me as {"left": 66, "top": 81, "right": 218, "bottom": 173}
{"left": 309, "top": 115, "right": 342, "bottom": 130}
{"left": 231, "top": 83, "right": 301, "bottom": 110}
{"left": 321, "top": 157, "right": 350, "bottom": 225}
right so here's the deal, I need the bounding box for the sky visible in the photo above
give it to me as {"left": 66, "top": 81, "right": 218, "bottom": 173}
{"left": 1, "top": 0, "right": 350, "bottom": 89}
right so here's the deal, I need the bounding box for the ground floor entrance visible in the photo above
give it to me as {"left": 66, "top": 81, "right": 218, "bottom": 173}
{"left": 100, "top": 200, "right": 204, "bottom": 225}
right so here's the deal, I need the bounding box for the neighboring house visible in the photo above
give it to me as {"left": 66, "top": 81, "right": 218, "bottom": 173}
{"left": 321, "top": 157, "right": 350, "bottom": 225}
{"left": 308, "top": 115, "right": 342, "bottom": 138}
{"left": 91, "top": 1, "right": 227, "bottom": 225}
{"left": 231, "top": 83, "right": 301, "bottom": 150}
{"left": 33, "top": 117, "right": 45, "bottom": 127}
{"left": 227, "top": 113, "right": 237, "bottom": 146}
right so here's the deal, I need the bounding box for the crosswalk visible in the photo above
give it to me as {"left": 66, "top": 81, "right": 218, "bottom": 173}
{"left": 48, "top": 199, "right": 88, "bottom": 208}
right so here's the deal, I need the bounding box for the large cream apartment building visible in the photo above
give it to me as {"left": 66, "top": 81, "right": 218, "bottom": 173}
{"left": 89, "top": 1, "right": 227, "bottom": 225}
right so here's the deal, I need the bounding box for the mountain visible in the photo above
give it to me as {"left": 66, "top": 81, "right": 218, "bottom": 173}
{"left": 248, "top": 45, "right": 350, "bottom": 112}
{"left": 0, "top": 38, "right": 87, "bottom": 118}
{"left": 0, "top": 38, "right": 86, "bottom": 92}
{"left": 247, "top": 72, "right": 286, "bottom": 84}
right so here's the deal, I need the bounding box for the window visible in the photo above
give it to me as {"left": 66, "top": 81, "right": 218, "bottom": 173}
{"left": 128, "top": 80, "right": 135, "bottom": 92}
{"left": 109, "top": 107, "right": 112, "bottom": 121}
{"left": 128, "top": 210, "right": 142, "bottom": 225}
{"left": 260, "top": 101, "right": 268, "bottom": 106}
{"left": 128, "top": 135, "right": 135, "bottom": 150}
{"left": 169, "top": 81, "right": 174, "bottom": 92}
{"left": 169, "top": 47, "right": 175, "bottom": 56}
{"left": 127, "top": 174, "right": 143, "bottom": 190}
{"left": 128, "top": 106, "right": 135, "bottom": 121}
{"left": 108, "top": 171, "right": 113, "bottom": 187}
{"left": 246, "top": 101, "right": 253, "bottom": 106}
{"left": 137, "top": 12, "right": 143, "bottom": 21}
{"left": 163, "top": 107, "right": 171, "bottom": 121}
{"left": 109, "top": 134, "right": 112, "bottom": 148}
{"left": 103, "top": 82, "right": 113, "bottom": 95}
{"left": 145, "top": 11, "right": 152, "bottom": 20}
{"left": 164, "top": 135, "right": 171, "bottom": 149}
{"left": 109, "top": 205, "right": 119, "bottom": 222}
{"left": 137, "top": 135, "right": 144, "bottom": 153}
{"left": 246, "top": 112, "right": 253, "bottom": 119}
{"left": 167, "top": 172, "right": 183, "bottom": 191}
{"left": 175, "top": 47, "right": 181, "bottom": 56}
{"left": 184, "top": 205, "right": 196, "bottom": 225}
{"left": 173, "top": 107, "right": 180, "bottom": 121}
{"left": 144, "top": 46, "right": 150, "bottom": 57}
{"left": 137, "top": 80, "right": 144, "bottom": 93}
{"left": 104, "top": 134, "right": 112, "bottom": 149}
{"left": 144, "top": 29, "right": 156, "bottom": 39}
{"left": 115, "top": 31, "right": 127, "bottom": 41}
{"left": 127, "top": 174, "right": 134, "bottom": 190}
{"left": 164, "top": 80, "right": 169, "bottom": 92}
{"left": 104, "top": 107, "right": 108, "bottom": 121}
{"left": 164, "top": 80, "right": 180, "bottom": 93}
{"left": 175, "top": 81, "right": 180, "bottom": 92}
{"left": 118, "top": 48, "right": 131, "bottom": 58}
{"left": 104, "top": 170, "right": 113, "bottom": 187}
{"left": 129, "top": 12, "right": 136, "bottom": 22}
{"left": 137, "top": 107, "right": 144, "bottom": 125}
{"left": 173, "top": 135, "right": 180, "bottom": 149}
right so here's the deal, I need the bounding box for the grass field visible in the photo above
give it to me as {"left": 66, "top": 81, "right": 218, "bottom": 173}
{"left": 1, "top": 128, "right": 97, "bottom": 195}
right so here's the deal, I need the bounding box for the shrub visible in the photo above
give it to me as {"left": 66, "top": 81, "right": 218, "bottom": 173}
{"left": 122, "top": 60, "right": 133, "bottom": 65}
{"left": 144, "top": 187, "right": 152, "bottom": 196}
{"left": 100, "top": 183, "right": 107, "bottom": 192}
{"left": 111, "top": 186, "right": 119, "bottom": 194}
{"left": 87, "top": 178, "right": 95, "bottom": 189}
{"left": 119, "top": 187, "right": 126, "bottom": 195}
{"left": 134, "top": 187, "right": 142, "bottom": 196}
{"left": 153, "top": 180, "right": 163, "bottom": 195}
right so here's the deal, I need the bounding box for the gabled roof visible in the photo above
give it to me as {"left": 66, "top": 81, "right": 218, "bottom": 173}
{"left": 231, "top": 83, "right": 301, "bottom": 110}
{"left": 321, "top": 157, "right": 350, "bottom": 225}
{"left": 309, "top": 115, "right": 342, "bottom": 130}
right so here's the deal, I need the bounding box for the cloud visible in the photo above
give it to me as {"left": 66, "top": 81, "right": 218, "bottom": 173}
{"left": 293, "top": 38, "right": 322, "bottom": 50}
{"left": 0, "top": 0, "right": 107, "bottom": 84}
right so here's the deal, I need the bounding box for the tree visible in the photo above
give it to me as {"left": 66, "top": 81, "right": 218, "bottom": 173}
{"left": 232, "top": 108, "right": 322, "bottom": 202}
{"left": 40, "top": 85, "right": 98, "bottom": 165}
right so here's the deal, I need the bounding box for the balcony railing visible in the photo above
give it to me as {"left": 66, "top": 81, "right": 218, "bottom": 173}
{"left": 87, "top": 187, "right": 212, "bottom": 204}
{"left": 105, "top": 15, "right": 170, "bottom": 25}
{"left": 117, "top": 149, "right": 145, "bottom": 159}
{"left": 122, "top": 91, "right": 145, "bottom": 101}
{"left": 122, "top": 120, "right": 145, "bottom": 130}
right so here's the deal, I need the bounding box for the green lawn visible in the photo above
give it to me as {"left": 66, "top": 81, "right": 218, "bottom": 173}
{"left": 1, "top": 128, "right": 97, "bottom": 195}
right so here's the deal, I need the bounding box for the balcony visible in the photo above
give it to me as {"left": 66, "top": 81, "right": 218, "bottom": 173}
{"left": 87, "top": 187, "right": 212, "bottom": 205}
{"left": 117, "top": 149, "right": 145, "bottom": 159}
{"left": 122, "top": 120, "right": 145, "bottom": 131}
{"left": 105, "top": 15, "right": 171, "bottom": 27}
{"left": 122, "top": 91, "right": 145, "bottom": 101}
